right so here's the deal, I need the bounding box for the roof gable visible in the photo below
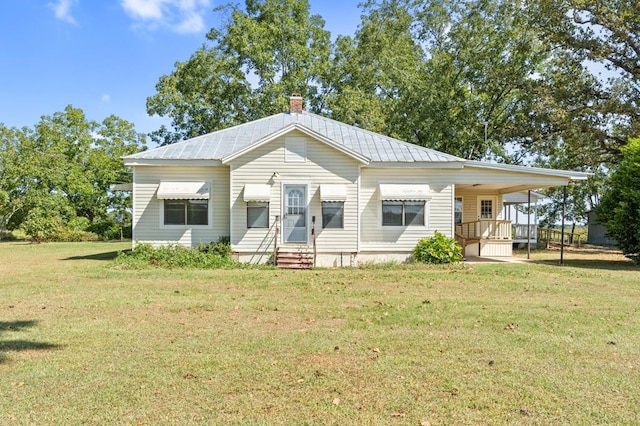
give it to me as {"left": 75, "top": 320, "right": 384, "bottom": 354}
{"left": 220, "top": 123, "right": 370, "bottom": 164}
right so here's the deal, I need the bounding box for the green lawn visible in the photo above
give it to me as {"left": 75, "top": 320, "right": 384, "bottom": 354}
{"left": 1, "top": 242, "right": 638, "bottom": 425}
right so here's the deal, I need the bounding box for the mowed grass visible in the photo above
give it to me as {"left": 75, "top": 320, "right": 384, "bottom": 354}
{"left": 1, "top": 242, "right": 639, "bottom": 425}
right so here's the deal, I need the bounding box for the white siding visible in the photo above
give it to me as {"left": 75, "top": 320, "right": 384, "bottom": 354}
{"left": 455, "top": 189, "right": 505, "bottom": 222}
{"left": 133, "top": 166, "right": 229, "bottom": 247}
{"left": 229, "top": 130, "right": 360, "bottom": 254}
{"left": 359, "top": 168, "right": 453, "bottom": 252}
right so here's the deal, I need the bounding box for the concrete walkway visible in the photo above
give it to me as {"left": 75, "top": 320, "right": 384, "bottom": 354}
{"left": 463, "top": 256, "right": 531, "bottom": 264}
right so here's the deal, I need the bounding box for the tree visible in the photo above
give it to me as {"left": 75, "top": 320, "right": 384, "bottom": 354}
{"left": 597, "top": 138, "right": 640, "bottom": 264}
{"left": 146, "top": 0, "right": 331, "bottom": 145}
{"left": 0, "top": 106, "right": 146, "bottom": 240}
{"left": 324, "top": 0, "right": 424, "bottom": 135}
{"left": 326, "top": 0, "right": 551, "bottom": 160}
{"left": 528, "top": 0, "right": 640, "bottom": 162}
{"left": 0, "top": 125, "right": 25, "bottom": 236}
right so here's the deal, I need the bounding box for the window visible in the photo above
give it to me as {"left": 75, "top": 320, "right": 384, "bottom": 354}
{"left": 382, "top": 201, "right": 425, "bottom": 226}
{"left": 247, "top": 202, "right": 269, "bottom": 228}
{"left": 164, "top": 199, "right": 208, "bottom": 225}
{"left": 455, "top": 197, "right": 463, "bottom": 224}
{"left": 322, "top": 202, "right": 344, "bottom": 228}
{"left": 287, "top": 189, "right": 305, "bottom": 215}
{"left": 480, "top": 199, "right": 493, "bottom": 219}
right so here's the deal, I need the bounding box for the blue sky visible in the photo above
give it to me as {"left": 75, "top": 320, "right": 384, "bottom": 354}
{"left": 0, "top": 0, "right": 361, "bottom": 135}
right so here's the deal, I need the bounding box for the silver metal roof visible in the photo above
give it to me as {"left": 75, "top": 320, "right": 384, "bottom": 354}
{"left": 124, "top": 112, "right": 464, "bottom": 163}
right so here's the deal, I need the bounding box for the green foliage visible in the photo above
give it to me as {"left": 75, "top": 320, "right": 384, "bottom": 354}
{"left": 114, "top": 242, "right": 237, "bottom": 269}
{"left": 0, "top": 106, "right": 145, "bottom": 237}
{"left": 413, "top": 231, "right": 463, "bottom": 264}
{"left": 146, "top": 0, "right": 331, "bottom": 145}
{"left": 597, "top": 138, "right": 640, "bottom": 264}
{"left": 197, "top": 236, "right": 232, "bottom": 257}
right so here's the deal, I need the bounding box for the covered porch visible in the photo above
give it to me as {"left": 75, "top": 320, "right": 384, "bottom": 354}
{"left": 452, "top": 168, "right": 571, "bottom": 258}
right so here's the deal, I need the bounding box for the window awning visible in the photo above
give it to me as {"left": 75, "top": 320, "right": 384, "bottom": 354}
{"left": 379, "top": 184, "right": 431, "bottom": 200}
{"left": 320, "top": 184, "right": 347, "bottom": 202}
{"left": 157, "top": 181, "right": 210, "bottom": 200}
{"left": 243, "top": 184, "right": 271, "bottom": 202}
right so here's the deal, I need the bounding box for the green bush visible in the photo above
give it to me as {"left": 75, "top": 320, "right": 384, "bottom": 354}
{"left": 197, "top": 236, "right": 232, "bottom": 257}
{"left": 114, "top": 241, "right": 237, "bottom": 269}
{"left": 88, "top": 215, "right": 133, "bottom": 241}
{"left": 52, "top": 228, "right": 100, "bottom": 242}
{"left": 413, "top": 231, "right": 463, "bottom": 264}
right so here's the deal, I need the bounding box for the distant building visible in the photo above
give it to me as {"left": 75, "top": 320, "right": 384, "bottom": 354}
{"left": 586, "top": 211, "right": 616, "bottom": 245}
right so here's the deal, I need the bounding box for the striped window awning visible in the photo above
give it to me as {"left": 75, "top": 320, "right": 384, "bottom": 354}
{"left": 379, "top": 184, "right": 431, "bottom": 200}
{"left": 243, "top": 184, "right": 271, "bottom": 202}
{"left": 320, "top": 184, "right": 347, "bottom": 202}
{"left": 157, "top": 181, "right": 210, "bottom": 199}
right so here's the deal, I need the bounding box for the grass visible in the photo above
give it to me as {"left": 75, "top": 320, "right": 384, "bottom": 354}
{"left": 1, "top": 241, "right": 639, "bottom": 425}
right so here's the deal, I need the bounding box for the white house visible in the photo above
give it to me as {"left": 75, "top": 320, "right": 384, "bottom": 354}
{"left": 123, "top": 97, "right": 589, "bottom": 267}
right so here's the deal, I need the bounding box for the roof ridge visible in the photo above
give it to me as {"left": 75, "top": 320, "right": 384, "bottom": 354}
{"left": 301, "top": 111, "right": 465, "bottom": 162}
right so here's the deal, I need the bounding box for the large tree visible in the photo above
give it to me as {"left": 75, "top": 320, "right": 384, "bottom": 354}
{"left": 326, "top": 0, "right": 551, "bottom": 160}
{"left": 147, "top": 0, "right": 331, "bottom": 146}
{"left": 527, "top": 0, "right": 640, "bottom": 162}
{"left": 0, "top": 106, "right": 146, "bottom": 239}
{"left": 597, "top": 138, "right": 640, "bottom": 263}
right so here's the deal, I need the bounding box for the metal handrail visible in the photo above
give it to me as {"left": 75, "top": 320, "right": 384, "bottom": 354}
{"left": 273, "top": 215, "right": 279, "bottom": 265}
{"left": 311, "top": 215, "right": 317, "bottom": 267}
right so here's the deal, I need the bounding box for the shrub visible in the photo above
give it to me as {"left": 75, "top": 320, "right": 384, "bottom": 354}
{"left": 114, "top": 241, "right": 237, "bottom": 269}
{"left": 88, "top": 216, "right": 133, "bottom": 241}
{"left": 413, "top": 231, "right": 463, "bottom": 264}
{"left": 197, "top": 236, "right": 232, "bottom": 257}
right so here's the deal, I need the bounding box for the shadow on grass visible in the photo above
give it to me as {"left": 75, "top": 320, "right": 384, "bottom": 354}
{"left": 534, "top": 259, "right": 638, "bottom": 271}
{"left": 0, "top": 320, "right": 63, "bottom": 364}
{"left": 64, "top": 250, "right": 128, "bottom": 261}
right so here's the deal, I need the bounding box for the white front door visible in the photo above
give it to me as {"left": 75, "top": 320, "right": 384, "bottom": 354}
{"left": 283, "top": 185, "right": 307, "bottom": 243}
{"left": 478, "top": 197, "right": 497, "bottom": 238}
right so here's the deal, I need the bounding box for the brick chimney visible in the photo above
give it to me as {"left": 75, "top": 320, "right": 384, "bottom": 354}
{"left": 289, "top": 94, "right": 303, "bottom": 114}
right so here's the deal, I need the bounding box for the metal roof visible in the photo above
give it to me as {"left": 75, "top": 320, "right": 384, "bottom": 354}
{"left": 465, "top": 161, "right": 591, "bottom": 181}
{"left": 123, "top": 111, "right": 465, "bottom": 164}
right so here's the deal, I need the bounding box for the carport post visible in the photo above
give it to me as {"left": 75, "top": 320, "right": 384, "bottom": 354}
{"left": 560, "top": 185, "right": 567, "bottom": 265}
{"left": 527, "top": 190, "right": 531, "bottom": 259}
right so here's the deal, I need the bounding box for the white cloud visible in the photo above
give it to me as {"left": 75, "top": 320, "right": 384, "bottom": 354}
{"left": 121, "top": 0, "right": 164, "bottom": 20}
{"left": 121, "top": 0, "right": 210, "bottom": 34}
{"left": 102, "top": 94, "right": 111, "bottom": 103}
{"left": 174, "top": 11, "right": 205, "bottom": 34}
{"left": 48, "top": 0, "right": 78, "bottom": 24}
